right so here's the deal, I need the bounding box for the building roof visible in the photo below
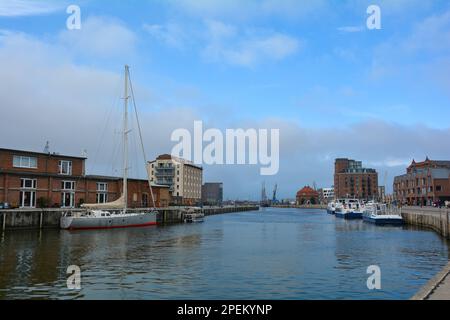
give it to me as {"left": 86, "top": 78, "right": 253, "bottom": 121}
{"left": 85, "top": 175, "right": 169, "bottom": 187}
{"left": 408, "top": 158, "right": 450, "bottom": 170}
{"left": 0, "top": 147, "right": 87, "bottom": 160}
{"left": 149, "top": 154, "right": 203, "bottom": 170}
{"left": 296, "top": 186, "right": 319, "bottom": 197}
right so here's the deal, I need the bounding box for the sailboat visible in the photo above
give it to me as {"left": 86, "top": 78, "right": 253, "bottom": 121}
{"left": 60, "top": 65, "right": 158, "bottom": 230}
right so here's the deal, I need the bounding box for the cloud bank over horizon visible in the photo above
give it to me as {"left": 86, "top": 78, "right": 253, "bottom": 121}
{"left": 1, "top": 1, "right": 450, "bottom": 199}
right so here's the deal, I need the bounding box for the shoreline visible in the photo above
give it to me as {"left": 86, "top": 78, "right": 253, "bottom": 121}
{"left": 0, "top": 205, "right": 259, "bottom": 231}
{"left": 401, "top": 206, "right": 450, "bottom": 300}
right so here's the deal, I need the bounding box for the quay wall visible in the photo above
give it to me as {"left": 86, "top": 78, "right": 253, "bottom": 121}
{"left": 400, "top": 207, "right": 450, "bottom": 300}
{"left": 401, "top": 207, "right": 450, "bottom": 239}
{"left": 0, "top": 206, "right": 259, "bottom": 231}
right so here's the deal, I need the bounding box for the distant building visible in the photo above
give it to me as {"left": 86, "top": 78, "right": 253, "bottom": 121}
{"left": 148, "top": 154, "right": 203, "bottom": 205}
{"left": 318, "top": 187, "right": 335, "bottom": 204}
{"left": 334, "top": 158, "right": 378, "bottom": 200}
{"left": 296, "top": 186, "right": 319, "bottom": 205}
{"left": 202, "top": 183, "right": 223, "bottom": 205}
{"left": 0, "top": 148, "right": 170, "bottom": 209}
{"left": 378, "top": 186, "right": 386, "bottom": 203}
{"left": 393, "top": 158, "right": 450, "bottom": 206}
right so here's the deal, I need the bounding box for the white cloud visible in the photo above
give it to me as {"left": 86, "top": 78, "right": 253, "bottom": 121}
{"left": 144, "top": 19, "right": 301, "bottom": 67}
{"left": 143, "top": 23, "right": 189, "bottom": 50}
{"left": 59, "top": 16, "right": 137, "bottom": 58}
{"left": 403, "top": 10, "right": 450, "bottom": 55}
{"left": 0, "top": 0, "right": 63, "bottom": 17}
{"left": 337, "top": 26, "right": 365, "bottom": 33}
{"left": 203, "top": 28, "right": 301, "bottom": 67}
{"left": 168, "top": 0, "right": 328, "bottom": 21}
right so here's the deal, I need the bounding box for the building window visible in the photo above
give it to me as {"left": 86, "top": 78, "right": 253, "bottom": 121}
{"left": 436, "top": 186, "right": 442, "bottom": 192}
{"left": 20, "top": 178, "right": 37, "bottom": 208}
{"left": 59, "top": 160, "right": 72, "bottom": 175}
{"left": 97, "top": 182, "right": 108, "bottom": 192}
{"left": 142, "top": 193, "right": 148, "bottom": 207}
{"left": 61, "top": 181, "right": 75, "bottom": 208}
{"left": 96, "top": 182, "right": 108, "bottom": 204}
{"left": 96, "top": 193, "right": 108, "bottom": 204}
{"left": 61, "top": 181, "right": 75, "bottom": 190}
{"left": 13, "top": 156, "right": 37, "bottom": 169}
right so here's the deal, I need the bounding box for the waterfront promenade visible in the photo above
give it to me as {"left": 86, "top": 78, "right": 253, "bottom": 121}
{"left": 402, "top": 206, "right": 450, "bottom": 300}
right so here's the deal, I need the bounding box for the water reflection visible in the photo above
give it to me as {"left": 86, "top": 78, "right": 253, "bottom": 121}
{"left": 0, "top": 209, "right": 449, "bottom": 300}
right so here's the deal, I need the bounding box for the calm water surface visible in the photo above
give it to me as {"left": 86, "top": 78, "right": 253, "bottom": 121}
{"left": 0, "top": 208, "right": 449, "bottom": 300}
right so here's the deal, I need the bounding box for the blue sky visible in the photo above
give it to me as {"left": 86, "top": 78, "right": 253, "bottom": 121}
{"left": 1, "top": 0, "right": 450, "bottom": 199}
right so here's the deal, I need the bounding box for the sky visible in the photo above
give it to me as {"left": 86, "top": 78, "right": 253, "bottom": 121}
{"left": 0, "top": 0, "right": 450, "bottom": 200}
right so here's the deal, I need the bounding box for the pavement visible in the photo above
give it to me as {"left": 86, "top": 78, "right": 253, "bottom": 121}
{"left": 411, "top": 260, "right": 450, "bottom": 300}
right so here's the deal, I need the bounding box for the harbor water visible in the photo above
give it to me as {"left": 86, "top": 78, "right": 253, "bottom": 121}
{"left": 0, "top": 208, "right": 449, "bottom": 300}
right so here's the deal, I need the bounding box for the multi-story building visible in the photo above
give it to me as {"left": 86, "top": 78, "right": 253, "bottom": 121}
{"left": 334, "top": 158, "right": 378, "bottom": 200}
{"left": 0, "top": 148, "right": 170, "bottom": 209}
{"left": 378, "top": 186, "right": 386, "bottom": 203}
{"left": 202, "top": 183, "right": 223, "bottom": 205}
{"left": 318, "top": 187, "right": 335, "bottom": 204}
{"left": 148, "top": 154, "right": 203, "bottom": 205}
{"left": 393, "top": 158, "right": 450, "bottom": 206}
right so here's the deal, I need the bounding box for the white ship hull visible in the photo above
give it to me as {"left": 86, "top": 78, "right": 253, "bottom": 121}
{"left": 60, "top": 211, "right": 157, "bottom": 230}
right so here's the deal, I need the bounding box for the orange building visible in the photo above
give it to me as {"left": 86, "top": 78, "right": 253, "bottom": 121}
{"left": 296, "top": 186, "right": 319, "bottom": 205}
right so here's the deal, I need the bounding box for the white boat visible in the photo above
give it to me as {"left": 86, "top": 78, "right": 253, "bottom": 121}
{"left": 327, "top": 199, "right": 345, "bottom": 215}
{"left": 183, "top": 208, "right": 205, "bottom": 223}
{"left": 61, "top": 66, "right": 158, "bottom": 230}
{"left": 335, "top": 199, "right": 364, "bottom": 219}
{"left": 363, "top": 203, "right": 403, "bottom": 226}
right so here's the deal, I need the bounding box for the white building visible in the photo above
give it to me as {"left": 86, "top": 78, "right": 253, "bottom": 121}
{"left": 320, "top": 187, "right": 335, "bottom": 203}
{"left": 148, "top": 154, "right": 203, "bottom": 205}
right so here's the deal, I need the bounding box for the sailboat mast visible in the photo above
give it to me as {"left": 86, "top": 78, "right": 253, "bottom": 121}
{"left": 123, "top": 65, "right": 129, "bottom": 213}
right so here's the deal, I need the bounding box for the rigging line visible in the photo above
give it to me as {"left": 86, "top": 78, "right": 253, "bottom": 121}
{"left": 128, "top": 68, "right": 157, "bottom": 210}
{"left": 89, "top": 77, "right": 122, "bottom": 176}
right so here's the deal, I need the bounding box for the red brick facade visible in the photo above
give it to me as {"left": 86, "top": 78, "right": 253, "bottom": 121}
{"left": 394, "top": 158, "right": 450, "bottom": 206}
{"left": 334, "top": 158, "right": 378, "bottom": 200}
{"left": 0, "top": 148, "right": 170, "bottom": 208}
{"left": 296, "top": 186, "right": 319, "bottom": 205}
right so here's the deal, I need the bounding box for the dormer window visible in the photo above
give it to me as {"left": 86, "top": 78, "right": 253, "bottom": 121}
{"left": 59, "top": 160, "right": 72, "bottom": 175}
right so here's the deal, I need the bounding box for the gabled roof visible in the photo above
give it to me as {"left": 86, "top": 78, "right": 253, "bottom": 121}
{"left": 296, "top": 186, "right": 319, "bottom": 197}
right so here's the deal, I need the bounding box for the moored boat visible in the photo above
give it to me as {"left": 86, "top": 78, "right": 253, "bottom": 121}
{"left": 60, "top": 65, "right": 158, "bottom": 231}
{"left": 363, "top": 203, "right": 403, "bottom": 226}
{"left": 327, "top": 199, "right": 345, "bottom": 215}
{"left": 335, "top": 199, "right": 364, "bottom": 219}
{"left": 183, "top": 207, "right": 205, "bottom": 223}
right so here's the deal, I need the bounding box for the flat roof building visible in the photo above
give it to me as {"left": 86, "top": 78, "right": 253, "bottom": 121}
{"left": 148, "top": 154, "right": 203, "bottom": 206}
{"left": 334, "top": 158, "right": 378, "bottom": 200}
{"left": 202, "top": 183, "right": 223, "bottom": 205}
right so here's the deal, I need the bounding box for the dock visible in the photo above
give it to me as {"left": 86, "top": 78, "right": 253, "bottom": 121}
{"left": 0, "top": 206, "right": 259, "bottom": 231}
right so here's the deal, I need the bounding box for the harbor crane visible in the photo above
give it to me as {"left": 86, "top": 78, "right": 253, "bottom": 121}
{"left": 272, "top": 184, "right": 278, "bottom": 204}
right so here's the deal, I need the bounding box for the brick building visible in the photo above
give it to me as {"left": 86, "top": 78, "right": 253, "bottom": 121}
{"left": 296, "top": 186, "right": 319, "bottom": 205}
{"left": 393, "top": 158, "right": 450, "bottom": 206}
{"left": 334, "top": 158, "right": 378, "bottom": 200}
{"left": 0, "top": 148, "right": 170, "bottom": 209}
